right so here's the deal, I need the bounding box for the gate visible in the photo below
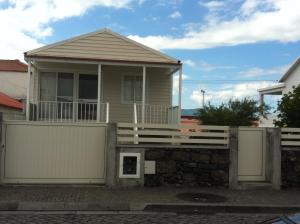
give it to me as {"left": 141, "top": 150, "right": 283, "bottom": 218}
{"left": 238, "top": 127, "right": 266, "bottom": 181}
{"left": 1, "top": 121, "right": 106, "bottom": 184}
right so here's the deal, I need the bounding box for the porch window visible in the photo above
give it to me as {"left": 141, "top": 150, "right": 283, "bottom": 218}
{"left": 122, "top": 75, "right": 142, "bottom": 103}
{"left": 39, "top": 72, "right": 74, "bottom": 120}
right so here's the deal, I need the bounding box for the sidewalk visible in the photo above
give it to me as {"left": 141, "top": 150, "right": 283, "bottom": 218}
{"left": 0, "top": 186, "right": 299, "bottom": 212}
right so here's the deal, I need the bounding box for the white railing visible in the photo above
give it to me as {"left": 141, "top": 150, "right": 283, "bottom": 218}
{"left": 281, "top": 128, "right": 300, "bottom": 146}
{"left": 117, "top": 123, "right": 229, "bottom": 146}
{"left": 134, "top": 103, "right": 179, "bottom": 124}
{"left": 29, "top": 101, "right": 109, "bottom": 123}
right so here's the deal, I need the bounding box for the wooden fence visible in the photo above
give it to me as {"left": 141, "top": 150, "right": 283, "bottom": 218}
{"left": 281, "top": 128, "right": 300, "bottom": 146}
{"left": 117, "top": 123, "right": 229, "bottom": 146}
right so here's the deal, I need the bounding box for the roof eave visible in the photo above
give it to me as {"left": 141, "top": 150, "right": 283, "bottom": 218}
{"left": 24, "top": 54, "right": 182, "bottom": 66}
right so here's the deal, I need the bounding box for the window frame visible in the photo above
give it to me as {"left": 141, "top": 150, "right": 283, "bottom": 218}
{"left": 119, "top": 152, "right": 141, "bottom": 178}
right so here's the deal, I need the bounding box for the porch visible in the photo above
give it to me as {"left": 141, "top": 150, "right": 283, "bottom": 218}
{"left": 26, "top": 60, "right": 182, "bottom": 124}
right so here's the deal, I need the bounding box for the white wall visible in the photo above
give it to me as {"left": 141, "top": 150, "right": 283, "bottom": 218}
{"left": 283, "top": 64, "right": 300, "bottom": 94}
{"left": 0, "top": 71, "right": 27, "bottom": 100}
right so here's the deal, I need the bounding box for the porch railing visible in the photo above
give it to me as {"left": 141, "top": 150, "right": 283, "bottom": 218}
{"left": 29, "top": 101, "right": 109, "bottom": 123}
{"left": 134, "top": 103, "right": 179, "bottom": 124}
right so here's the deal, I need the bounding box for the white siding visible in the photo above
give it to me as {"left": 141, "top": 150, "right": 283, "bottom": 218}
{"left": 283, "top": 64, "right": 300, "bottom": 94}
{"left": 102, "top": 66, "right": 172, "bottom": 123}
{"left": 27, "top": 30, "right": 178, "bottom": 64}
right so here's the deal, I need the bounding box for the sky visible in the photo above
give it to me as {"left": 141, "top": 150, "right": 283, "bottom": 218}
{"left": 0, "top": 0, "right": 300, "bottom": 109}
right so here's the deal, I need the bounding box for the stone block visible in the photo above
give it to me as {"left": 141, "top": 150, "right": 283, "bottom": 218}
{"left": 211, "top": 153, "right": 229, "bottom": 164}
{"left": 191, "top": 153, "right": 210, "bottom": 163}
{"left": 145, "top": 150, "right": 165, "bottom": 160}
{"left": 172, "top": 151, "right": 190, "bottom": 161}
{"left": 156, "top": 160, "right": 176, "bottom": 173}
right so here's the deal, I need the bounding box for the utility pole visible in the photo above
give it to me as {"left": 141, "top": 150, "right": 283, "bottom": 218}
{"left": 201, "top": 89, "right": 205, "bottom": 108}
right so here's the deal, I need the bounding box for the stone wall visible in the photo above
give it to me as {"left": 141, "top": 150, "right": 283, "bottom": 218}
{"left": 144, "top": 148, "right": 229, "bottom": 187}
{"left": 282, "top": 150, "right": 300, "bottom": 188}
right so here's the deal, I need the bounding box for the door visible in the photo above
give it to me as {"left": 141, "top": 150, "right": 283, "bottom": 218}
{"left": 238, "top": 127, "right": 266, "bottom": 181}
{"left": 78, "top": 74, "right": 98, "bottom": 120}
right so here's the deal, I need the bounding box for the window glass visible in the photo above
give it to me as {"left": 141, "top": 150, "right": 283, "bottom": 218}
{"left": 40, "top": 72, "right": 56, "bottom": 101}
{"left": 124, "top": 76, "right": 134, "bottom": 102}
{"left": 79, "top": 74, "right": 98, "bottom": 100}
{"left": 134, "top": 76, "right": 142, "bottom": 101}
{"left": 123, "top": 75, "right": 143, "bottom": 102}
{"left": 57, "top": 73, "right": 74, "bottom": 102}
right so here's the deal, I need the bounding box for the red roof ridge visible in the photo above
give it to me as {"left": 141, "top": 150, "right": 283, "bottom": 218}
{"left": 0, "top": 92, "right": 23, "bottom": 110}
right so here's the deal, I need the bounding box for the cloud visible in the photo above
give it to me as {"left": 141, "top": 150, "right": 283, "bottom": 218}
{"left": 173, "top": 73, "right": 189, "bottom": 95}
{"left": 183, "top": 59, "right": 235, "bottom": 71}
{"left": 190, "top": 81, "right": 276, "bottom": 105}
{"left": 0, "top": 0, "right": 132, "bottom": 60}
{"left": 183, "top": 59, "right": 196, "bottom": 67}
{"left": 240, "top": 65, "right": 289, "bottom": 78}
{"left": 169, "top": 11, "right": 181, "bottom": 19}
{"left": 128, "top": 0, "right": 300, "bottom": 50}
{"left": 198, "top": 1, "right": 225, "bottom": 11}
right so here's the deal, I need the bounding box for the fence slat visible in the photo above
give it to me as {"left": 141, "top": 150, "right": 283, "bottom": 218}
{"left": 117, "top": 123, "right": 229, "bottom": 131}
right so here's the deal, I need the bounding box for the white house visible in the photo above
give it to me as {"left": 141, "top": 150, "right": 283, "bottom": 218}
{"left": 258, "top": 57, "right": 300, "bottom": 126}
{"left": 0, "top": 60, "right": 28, "bottom": 101}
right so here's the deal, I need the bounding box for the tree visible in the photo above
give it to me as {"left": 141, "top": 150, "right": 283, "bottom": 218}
{"left": 197, "top": 98, "right": 269, "bottom": 126}
{"left": 274, "top": 85, "right": 300, "bottom": 127}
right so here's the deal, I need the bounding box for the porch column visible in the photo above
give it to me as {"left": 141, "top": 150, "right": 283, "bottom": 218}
{"left": 97, "top": 64, "right": 102, "bottom": 122}
{"left": 178, "top": 66, "right": 182, "bottom": 123}
{"left": 26, "top": 61, "right": 31, "bottom": 121}
{"left": 259, "top": 93, "right": 264, "bottom": 106}
{"left": 142, "top": 66, "right": 146, "bottom": 124}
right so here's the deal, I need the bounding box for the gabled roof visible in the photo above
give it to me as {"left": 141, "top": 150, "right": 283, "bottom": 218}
{"left": 0, "top": 60, "right": 27, "bottom": 72}
{"left": 279, "top": 57, "right": 300, "bottom": 82}
{"left": 0, "top": 92, "right": 23, "bottom": 110}
{"left": 25, "top": 28, "right": 180, "bottom": 65}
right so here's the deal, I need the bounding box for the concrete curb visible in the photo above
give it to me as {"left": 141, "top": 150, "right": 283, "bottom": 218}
{"left": 0, "top": 202, "right": 131, "bottom": 211}
{"left": 144, "top": 203, "right": 300, "bottom": 214}
{"left": 1, "top": 201, "right": 300, "bottom": 214}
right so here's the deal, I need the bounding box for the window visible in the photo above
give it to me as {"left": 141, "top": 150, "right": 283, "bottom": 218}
{"left": 122, "top": 75, "right": 143, "bottom": 103}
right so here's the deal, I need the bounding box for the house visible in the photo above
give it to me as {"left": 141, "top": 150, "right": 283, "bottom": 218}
{"left": 24, "top": 28, "right": 182, "bottom": 124}
{"left": 0, "top": 60, "right": 28, "bottom": 101}
{"left": 258, "top": 57, "right": 300, "bottom": 126}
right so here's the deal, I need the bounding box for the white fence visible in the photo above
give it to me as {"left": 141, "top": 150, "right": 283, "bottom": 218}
{"left": 135, "top": 104, "right": 179, "bottom": 124}
{"left": 281, "top": 128, "right": 300, "bottom": 146}
{"left": 29, "top": 101, "right": 109, "bottom": 123}
{"left": 117, "top": 123, "right": 229, "bottom": 146}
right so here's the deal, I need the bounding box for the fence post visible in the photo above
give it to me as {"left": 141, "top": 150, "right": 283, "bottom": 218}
{"left": 269, "top": 128, "right": 281, "bottom": 190}
{"left": 229, "top": 127, "right": 238, "bottom": 189}
{"left": 106, "top": 122, "right": 117, "bottom": 187}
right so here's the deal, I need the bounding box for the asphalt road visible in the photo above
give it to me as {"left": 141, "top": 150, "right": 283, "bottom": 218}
{"left": 0, "top": 212, "right": 275, "bottom": 224}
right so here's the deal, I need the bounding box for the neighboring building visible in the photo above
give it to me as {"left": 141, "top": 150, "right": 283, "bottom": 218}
{"left": 0, "top": 59, "right": 28, "bottom": 101}
{"left": 0, "top": 91, "right": 23, "bottom": 120}
{"left": 24, "top": 28, "right": 183, "bottom": 123}
{"left": 258, "top": 57, "right": 300, "bottom": 127}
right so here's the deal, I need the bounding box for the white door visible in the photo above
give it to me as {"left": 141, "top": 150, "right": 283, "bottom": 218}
{"left": 1, "top": 122, "right": 106, "bottom": 184}
{"left": 238, "top": 127, "right": 266, "bottom": 181}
